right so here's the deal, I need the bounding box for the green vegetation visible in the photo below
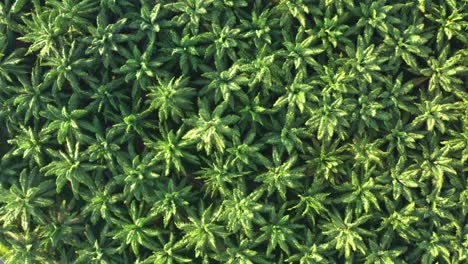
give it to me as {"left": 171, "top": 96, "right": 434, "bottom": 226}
{"left": 0, "top": 0, "right": 467, "bottom": 263}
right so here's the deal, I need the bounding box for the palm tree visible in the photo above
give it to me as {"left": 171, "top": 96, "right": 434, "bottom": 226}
{"left": 176, "top": 203, "right": 228, "bottom": 258}
{"left": 183, "top": 100, "right": 240, "bottom": 154}
{"left": 321, "top": 210, "right": 375, "bottom": 259}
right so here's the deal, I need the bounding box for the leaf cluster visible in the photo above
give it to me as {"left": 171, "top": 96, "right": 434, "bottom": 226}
{"left": 0, "top": 0, "right": 467, "bottom": 263}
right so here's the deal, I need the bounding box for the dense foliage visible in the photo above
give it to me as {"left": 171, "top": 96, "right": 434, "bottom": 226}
{"left": 0, "top": 0, "right": 467, "bottom": 263}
